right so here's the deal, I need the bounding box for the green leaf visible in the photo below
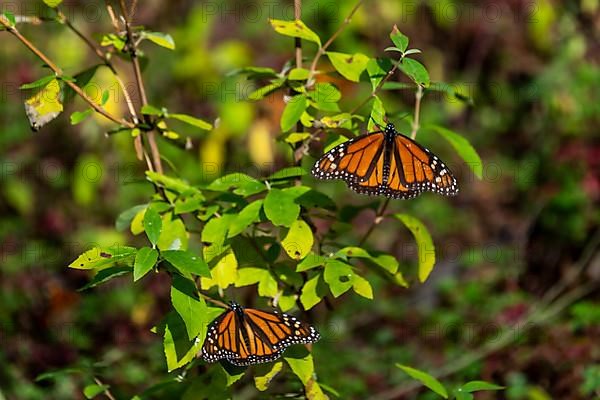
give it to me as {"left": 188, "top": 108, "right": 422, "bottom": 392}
{"left": 146, "top": 171, "right": 203, "bottom": 197}
{"left": 396, "top": 364, "right": 448, "bottom": 399}
{"left": 390, "top": 25, "right": 409, "bottom": 52}
{"left": 78, "top": 266, "right": 132, "bottom": 291}
{"left": 43, "top": 0, "right": 63, "bottom": 7}
{"left": 300, "top": 273, "right": 324, "bottom": 310}
{"left": 157, "top": 215, "right": 188, "bottom": 251}
{"left": 69, "top": 246, "right": 137, "bottom": 270}
{"left": 201, "top": 250, "right": 238, "bottom": 290}
{"left": 134, "top": 247, "right": 158, "bottom": 281}
{"left": 281, "top": 95, "right": 308, "bottom": 131}
{"left": 323, "top": 260, "right": 354, "bottom": 297}
{"left": 2, "top": 11, "right": 16, "bottom": 26}
{"left": 460, "top": 381, "right": 505, "bottom": 393}
{"left": 289, "top": 68, "right": 310, "bottom": 80}
{"left": 228, "top": 200, "right": 263, "bottom": 238}
{"left": 143, "top": 31, "right": 175, "bottom": 49}
{"left": 395, "top": 214, "right": 435, "bottom": 282}
{"left": 171, "top": 275, "right": 206, "bottom": 339}
{"left": 282, "top": 219, "right": 313, "bottom": 260}
{"left": 311, "top": 82, "right": 342, "bottom": 112}
{"left": 367, "top": 58, "right": 393, "bottom": 90}
{"left": 399, "top": 58, "right": 430, "bottom": 87}
{"left": 269, "top": 19, "right": 321, "bottom": 47}
{"left": 162, "top": 250, "right": 210, "bottom": 277}
{"left": 20, "top": 76, "right": 55, "bottom": 90}
{"left": 454, "top": 392, "right": 474, "bottom": 400}
{"left": 326, "top": 52, "right": 369, "bottom": 82}
{"left": 169, "top": 113, "right": 212, "bottom": 130}
{"left": 141, "top": 104, "right": 162, "bottom": 115}
{"left": 70, "top": 109, "right": 93, "bottom": 125}
{"left": 35, "top": 368, "right": 82, "bottom": 382}
{"left": 368, "top": 95, "right": 386, "bottom": 131}
{"left": 285, "top": 353, "right": 315, "bottom": 385}
{"left": 352, "top": 274, "right": 373, "bottom": 299}
{"left": 297, "top": 253, "right": 327, "bottom": 272}
{"left": 255, "top": 362, "right": 283, "bottom": 391}
{"left": 425, "top": 124, "right": 482, "bottom": 179}
{"left": 63, "top": 66, "right": 99, "bottom": 103}
{"left": 268, "top": 166, "right": 307, "bottom": 181}
{"left": 284, "top": 132, "right": 311, "bottom": 144}
{"left": 235, "top": 267, "right": 264, "bottom": 287}
{"left": 143, "top": 206, "right": 162, "bottom": 245}
{"left": 83, "top": 384, "right": 109, "bottom": 399}
{"left": 263, "top": 189, "right": 300, "bottom": 227}
{"left": 201, "top": 214, "right": 236, "bottom": 245}
{"left": 174, "top": 193, "right": 204, "bottom": 214}
{"left": 162, "top": 312, "right": 202, "bottom": 371}
{"left": 248, "top": 79, "right": 285, "bottom": 100}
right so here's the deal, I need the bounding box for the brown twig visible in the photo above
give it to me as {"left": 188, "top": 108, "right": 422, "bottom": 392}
{"left": 294, "top": 0, "right": 303, "bottom": 69}
{"left": 117, "top": 0, "right": 164, "bottom": 174}
{"left": 0, "top": 16, "right": 134, "bottom": 128}
{"left": 57, "top": 9, "right": 139, "bottom": 123}
{"left": 410, "top": 85, "right": 423, "bottom": 139}
{"left": 350, "top": 61, "right": 400, "bottom": 115}
{"left": 93, "top": 377, "right": 116, "bottom": 400}
{"left": 307, "top": 0, "right": 366, "bottom": 82}
{"left": 358, "top": 198, "right": 390, "bottom": 246}
{"left": 199, "top": 292, "right": 229, "bottom": 309}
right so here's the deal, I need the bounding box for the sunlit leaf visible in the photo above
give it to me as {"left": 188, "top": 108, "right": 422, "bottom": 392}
{"left": 255, "top": 362, "right": 283, "bottom": 391}
{"left": 69, "top": 246, "right": 137, "bottom": 270}
{"left": 228, "top": 200, "right": 263, "bottom": 238}
{"left": 78, "top": 266, "right": 132, "bottom": 291}
{"left": 326, "top": 52, "right": 369, "bottom": 82}
{"left": 83, "top": 384, "right": 109, "bottom": 399}
{"left": 201, "top": 250, "right": 238, "bottom": 290}
{"left": 390, "top": 25, "right": 409, "bottom": 52}
{"left": 282, "top": 219, "right": 313, "bottom": 260}
{"left": 269, "top": 19, "right": 321, "bottom": 47}
{"left": 300, "top": 273, "right": 323, "bottom": 310}
{"left": 268, "top": 167, "right": 308, "bottom": 181}
{"left": 459, "top": 381, "right": 505, "bottom": 393}
{"left": 142, "top": 31, "right": 175, "bottom": 50}
{"left": 168, "top": 113, "right": 212, "bottom": 130}
{"left": 352, "top": 274, "right": 373, "bottom": 299}
{"left": 395, "top": 214, "right": 435, "bottom": 282}
{"left": 157, "top": 214, "right": 189, "bottom": 251}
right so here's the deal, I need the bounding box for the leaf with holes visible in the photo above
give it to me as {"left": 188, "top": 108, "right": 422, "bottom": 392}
{"left": 282, "top": 220, "right": 313, "bottom": 260}
{"left": 269, "top": 19, "right": 321, "bottom": 47}
{"left": 323, "top": 260, "right": 354, "bottom": 297}
{"left": 327, "top": 52, "right": 369, "bottom": 82}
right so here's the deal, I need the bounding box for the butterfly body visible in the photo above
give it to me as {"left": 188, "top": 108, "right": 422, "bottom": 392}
{"left": 312, "top": 123, "right": 458, "bottom": 199}
{"left": 202, "top": 302, "right": 319, "bottom": 366}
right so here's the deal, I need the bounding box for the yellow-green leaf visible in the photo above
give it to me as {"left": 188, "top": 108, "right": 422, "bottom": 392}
{"left": 201, "top": 250, "right": 238, "bottom": 290}
{"left": 395, "top": 214, "right": 435, "bottom": 282}
{"left": 326, "top": 52, "right": 369, "bottom": 82}
{"left": 269, "top": 19, "right": 321, "bottom": 47}
{"left": 255, "top": 362, "right": 283, "bottom": 391}
{"left": 282, "top": 219, "right": 314, "bottom": 260}
{"left": 396, "top": 364, "right": 448, "bottom": 398}
{"left": 425, "top": 124, "right": 483, "bottom": 180}
{"left": 352, "top": 275, "right": 373, "bottom": 299}
{"left": 69, "top": 246, "right": 137, "bottom": 270}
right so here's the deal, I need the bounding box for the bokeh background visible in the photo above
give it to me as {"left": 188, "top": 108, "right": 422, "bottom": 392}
{"left": 1, "top": 0, "right": 599, "bottom": 399}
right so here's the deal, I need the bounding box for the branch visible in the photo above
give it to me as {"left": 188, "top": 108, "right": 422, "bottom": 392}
{"left": 410, "top": 85, "right": 423, "bottom": 139}
{"left": 0, "top": 16, "right": 134, "bottom": 128}
{"left": 57, "top": 9, "right": 139, "bottom": 123}
{"left": 294, "top": 0, "right": 303, "bottom": 69}
{"left": 93, "top": 377, "right": 117, "bottom": 400}
{"left": 358, "top": 198, "right": 390, "bottom": 246}
{"left": 117, "top": 0, "right": 164, "bottom": 174}
{"left": 350, "top": 61, "right": 400, "bottom": 114}
{"left": 307, "top": 0, "right": 365, "bottom": 82}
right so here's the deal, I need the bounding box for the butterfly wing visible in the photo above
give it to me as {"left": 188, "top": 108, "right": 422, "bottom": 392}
{"left": 312, "top": 132, "right": 385, "bottom": 184}
{"left": 386, "top": 134, "right": 458, "bottom": 199}
{"left": 202, "top": 308, "right": 320, "bottom": 366}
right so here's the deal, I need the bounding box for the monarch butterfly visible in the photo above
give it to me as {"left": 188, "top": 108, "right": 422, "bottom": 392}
{"left": 201, "top": 302, "right": 320, "bottom": 366}
{"left": 312, "top": 122, "right": 458, "bottom": 199}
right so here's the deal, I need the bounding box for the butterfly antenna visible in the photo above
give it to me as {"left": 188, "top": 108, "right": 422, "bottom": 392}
{"left": 369, "top": 116, "right": 384, "bottom": 131}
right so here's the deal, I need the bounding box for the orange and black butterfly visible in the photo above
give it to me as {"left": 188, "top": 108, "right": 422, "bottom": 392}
{"left": 312, "top": 122, "right": 458, "bottom": 199}
{"left": 201, "top": 302, "right": 320, "bottom": 366}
